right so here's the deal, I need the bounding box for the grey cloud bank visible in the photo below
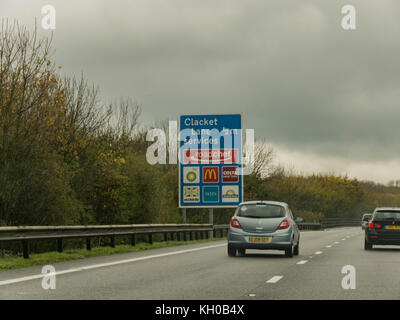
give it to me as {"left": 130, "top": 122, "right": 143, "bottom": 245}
{"left": 2, "top": 0, "right": 399, "bottom": 183}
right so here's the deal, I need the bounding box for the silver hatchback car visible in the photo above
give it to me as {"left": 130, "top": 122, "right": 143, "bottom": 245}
{"left": 227, "top": 201, "right": 301, "bottom": 257}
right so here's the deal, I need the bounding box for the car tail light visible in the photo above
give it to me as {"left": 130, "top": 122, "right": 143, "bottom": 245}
{"left": 278, "top": 218, "right": 290, "bottom": 230}
{"left": 368, "top": 222, "right": 381, "bottom": 229}
{"left": 230, "top": 217, "right": 241, "bottom": 229}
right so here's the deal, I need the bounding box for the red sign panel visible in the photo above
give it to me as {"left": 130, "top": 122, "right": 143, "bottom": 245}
{"left": 203, "top": 166, "right": 219, "bottom": 183}
{"left": 222, "top": 166, "right": 239, "bottom": 183}
{"left": 183, "top": 149, "right": 238, "bottom": 164}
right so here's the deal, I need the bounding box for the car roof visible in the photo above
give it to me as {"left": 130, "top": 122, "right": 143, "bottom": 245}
{"left": 238, "top": 200, "right": 288, "bottom": 207}
{"left": 374, "top": 207, "right": 400, "bottom": 212}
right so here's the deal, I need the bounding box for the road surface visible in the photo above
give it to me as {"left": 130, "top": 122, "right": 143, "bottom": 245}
{"left": 1, "top": 227, "right": 399, "bottom": 299}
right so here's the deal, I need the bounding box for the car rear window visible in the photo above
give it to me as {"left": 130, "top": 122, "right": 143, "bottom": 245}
{"left": 375, "top": 211, "right": 400, "bottom": 220}
{"left": 236, "top": 204, "right": 285, "bottom": 218}
{"left": 362, "top": 214, "right": 371, "bottom": 221}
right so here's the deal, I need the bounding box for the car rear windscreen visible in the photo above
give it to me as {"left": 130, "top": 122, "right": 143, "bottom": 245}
{"left": 236, "top": 204, "right": 285, "bottom": 218}
{"left": 362, "top": 214, "right": 371, "bottom": 221}
{"left": 375, "top": 211, "right": 400, "bottom": 220}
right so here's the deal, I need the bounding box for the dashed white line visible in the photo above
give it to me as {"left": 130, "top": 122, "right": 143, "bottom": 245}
{"left": 315, "top": 251, "right": 323, "bottom": 255}
{"left": 334, "top": 241, "right": 340, "bottom": 244}
{"left": 342, "top": 238, "right": 346, "bottom": 241}
{"left": 326, "top": 245, "right": 332, "bottom": 248}
{"left": 296, "top": 260, "right": 308, "bottom": 265}
{"left": 266, "top": 276, "right": 284, "bottom": 283}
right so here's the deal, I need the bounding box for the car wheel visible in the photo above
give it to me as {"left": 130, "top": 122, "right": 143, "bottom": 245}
{"left": 238, "top": 248, "right": 246, "bottom": 256}
{"left": 293, "top": 241, "right": 299, "bottom": 256}
{"left": 227, "top": 244, "right": 237, "bottom": 257}
{"left": 285, "top": 245, "right": 294, "bottom": 257}
{"left": 364, "top": 238, "right": 373, "bottom": 250}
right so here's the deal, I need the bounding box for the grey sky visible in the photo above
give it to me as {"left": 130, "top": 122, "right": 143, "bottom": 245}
{"left": 2, "top": 0, "right": 400, "bottom": 183}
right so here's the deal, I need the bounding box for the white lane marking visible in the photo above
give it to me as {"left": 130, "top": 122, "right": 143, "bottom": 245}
{"left": 326, "top": 245, "right": 332, "bottom": 248}
{"left": 342, "top": 238, "right": 346, "bottom": 241}
{"left": 334, "top": 241, "right": 340, "bottom": 244}
{"left": 315, "top": 251, "right": 323, "bottom": 255}
{"left": 249, "top": 293, "right": 256, "bottom": 297}
{"left": 0, "top": 243, "right": 227, "bottom": 286}
{"left": 296, "top": 260, "right": 308, "bottom": 265}
{"left": 266, "top": 276, "right": 283, "bottom": 283}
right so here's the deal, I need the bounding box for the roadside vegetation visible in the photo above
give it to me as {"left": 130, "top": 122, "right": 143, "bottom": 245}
{"left": 0, "top": 238, "right": 226, "bottom": 270}
{"left": 1, "top": 21, "right": 400, "bottom": 258}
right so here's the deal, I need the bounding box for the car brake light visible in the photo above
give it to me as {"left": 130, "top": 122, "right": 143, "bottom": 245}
{"left": 278, "top": 218, "right": 290, "bottom": 230}
{"left": 230, "top": 217, "right": 241, "bottom": 229}
{"left": 368, "top": 222, "right": 381, "bottom": 229}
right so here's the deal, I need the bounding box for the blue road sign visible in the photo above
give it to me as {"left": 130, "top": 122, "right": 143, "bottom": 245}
{"left": 179, "top": 114, "right": 243, "bottom": 208}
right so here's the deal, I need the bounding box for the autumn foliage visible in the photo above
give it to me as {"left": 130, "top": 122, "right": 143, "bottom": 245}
{"left": 1, "top": 22, "right": 399, "bottom": 229}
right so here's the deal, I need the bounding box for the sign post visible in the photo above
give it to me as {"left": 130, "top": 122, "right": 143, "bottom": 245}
{"left": 178, "top": 114, "right": 243, "bottom": 230}
{"left": 209, "top": 208, "right": 213, "bottom": 239}
{"left": 182, "top": 208, "right": 186, "bottom": 224}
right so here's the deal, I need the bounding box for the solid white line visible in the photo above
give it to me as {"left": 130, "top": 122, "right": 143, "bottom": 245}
{"left": 315, "top": 251, "right": 323, "bottom": 255}
{"left": 0, "top": 243, "right": 227, "bottom": 286}
{"left": 296, "top": 260, "right": 308, "bottom": 265}
{"left": 266, "top": 276, "right": 283, "bottom": 283}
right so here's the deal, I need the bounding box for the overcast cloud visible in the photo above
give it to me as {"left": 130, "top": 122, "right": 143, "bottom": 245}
{"left": 2, "top": 0, "right": 400, "bottom": 183}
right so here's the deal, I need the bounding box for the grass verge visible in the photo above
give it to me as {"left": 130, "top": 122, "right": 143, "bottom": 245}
{"left": 0, "top": 237, "right": 226, "bottom": 271}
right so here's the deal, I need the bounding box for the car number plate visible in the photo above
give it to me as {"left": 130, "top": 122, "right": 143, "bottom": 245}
{"left": 385, "top": 225, "right": 400, "bottom": 230}
{"left": 249, "top": 237, "right": 270, "bottom": 243}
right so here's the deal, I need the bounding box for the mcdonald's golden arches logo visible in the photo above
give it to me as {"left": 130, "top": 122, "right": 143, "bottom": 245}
{"left": 202, "top": 166, "right": 219, "bottom": 183}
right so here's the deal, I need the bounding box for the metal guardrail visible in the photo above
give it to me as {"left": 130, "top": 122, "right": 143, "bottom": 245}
{"left": 213, "top": 224, "right": 229, "bottom": 238}
{"left": 0, "top": 219, "right": 360, "bottom": 259}
{"left": 214, "top": 223, "right": 323, "bottom": 231}
{"left": 298, "top": 219, "right": 360, "bottom": 230}
{"left": 319, "top": 218, "right": 361, "bottom": 229}
{"left": 208, "top": 220, "right": 362, "bottom": 232}
{"left": 0, "top": 224, "right": 224, "bottom": 259}
{"left": 298, "top": 222, "right": 322, "bottom": 230}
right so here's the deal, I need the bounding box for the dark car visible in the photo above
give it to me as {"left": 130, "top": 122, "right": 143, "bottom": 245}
{"left": 365, "top": 207, "right": 400, "bottom": 250}
{"left": 361, "top": 213, "right": 372, "bottom": 230}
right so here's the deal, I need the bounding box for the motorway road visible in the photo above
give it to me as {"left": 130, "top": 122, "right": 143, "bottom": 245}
{"left": 0, "top": 227, "right": 399, "bottom": 300}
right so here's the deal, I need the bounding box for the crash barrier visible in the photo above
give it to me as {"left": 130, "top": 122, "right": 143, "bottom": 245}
{"left": 0, "top": 224, "right": 215, "bottom": 259}
{"left": 0, "top": 219, "right": 359, "bottom": 259}
{"left": 319, "top": 218, "right": 361, "bottom": 229}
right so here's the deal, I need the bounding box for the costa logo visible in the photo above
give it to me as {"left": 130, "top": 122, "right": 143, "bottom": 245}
{"left": 222, "top": 166, "right": 239, "bottom": 182}
{"left": 203, "top": 166, "right": 219, "bottom": 183}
